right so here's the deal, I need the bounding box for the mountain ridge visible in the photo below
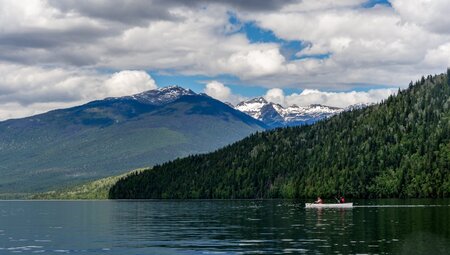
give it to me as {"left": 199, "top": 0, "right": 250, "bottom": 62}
{"left": 235, "top": 97, "right": 345, "bottom": 127}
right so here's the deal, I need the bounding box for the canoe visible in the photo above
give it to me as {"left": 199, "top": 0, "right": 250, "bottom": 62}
{"left": 305, "top": 203, "right": 353, "bottom": 208}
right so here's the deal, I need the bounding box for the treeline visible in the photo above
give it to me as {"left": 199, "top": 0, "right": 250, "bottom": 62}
{"left": 110, "top": 71, "right": 450, "bottom": 199}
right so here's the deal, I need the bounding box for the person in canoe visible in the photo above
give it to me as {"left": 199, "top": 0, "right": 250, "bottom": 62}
{"left": 335, "top": 195, "right": 345, "bottom": 203}
{"left": 315, "top": 197, "right": 323, "bottom": 204}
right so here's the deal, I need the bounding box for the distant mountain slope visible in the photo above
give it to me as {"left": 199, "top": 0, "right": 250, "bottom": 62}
{"left": 110, "top": 71, "right": 450, "bottom": 199}
{"left": 235, "top": 97, "right": 343, "bottom": 127}
{"left": 0, "top": 86, "right": 266, "bottom": 193}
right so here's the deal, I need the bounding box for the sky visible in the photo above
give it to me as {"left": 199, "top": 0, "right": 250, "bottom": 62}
{"left": 0, "top": 0, "right": 449, "bottom": 120}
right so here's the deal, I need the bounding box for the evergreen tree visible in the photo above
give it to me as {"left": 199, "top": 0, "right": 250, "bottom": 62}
{"left": 447, "top": 68, "right": 450, "bottom": 85}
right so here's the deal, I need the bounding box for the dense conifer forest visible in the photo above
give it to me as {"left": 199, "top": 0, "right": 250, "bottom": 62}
{"left": 110, "top": 71, "right": 450, "bottom": 199}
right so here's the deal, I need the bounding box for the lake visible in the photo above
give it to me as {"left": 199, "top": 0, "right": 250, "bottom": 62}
{"left": 0, "top": 199, "right": 449, "bottom": 254}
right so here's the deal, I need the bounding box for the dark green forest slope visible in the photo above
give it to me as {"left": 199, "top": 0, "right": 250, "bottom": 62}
{"left": 110, "top": 71, "right": 450, "bottom": 199}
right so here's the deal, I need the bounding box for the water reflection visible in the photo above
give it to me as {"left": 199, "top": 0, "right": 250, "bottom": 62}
{"left": 0, "top": 200, "right": 449, "bottom": 254}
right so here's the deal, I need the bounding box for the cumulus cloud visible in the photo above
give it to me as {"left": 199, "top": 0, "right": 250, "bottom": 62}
{"left": 264, "top": 88, "right": 286, "bottom": 105}
{"left": 263, "top": 87, "right": 398, "bottom": 108}
{"left": 49, "top": 0, "right": 296, "bottom": 22}
{"left": 204, "top": 81, "right": 231, "bottom": 101}
{"left": 285, "top": 88, "right": 398, "bottom": 108}
{"left": 391, "top": 0, "right": 450, "bottom": 34}
{"left": 104, "top": 70, "right": 157, "bottom": 97}
{"left": 203, "top": 81, "right": 246, "bottom": 105}
{"left": 0, "top": 64, "right": 157, "bottom": 120}
{"left": 48, "top": 0, "right": 180, "bottom": 25}
{"left": 424, "top": 43, "right": 450, "bottom": 68}
{"left": 220, "top": 47, "right": 286, "bottom": 79}
{"left": 1, "top": 0, "right": 449, "bottom": 89}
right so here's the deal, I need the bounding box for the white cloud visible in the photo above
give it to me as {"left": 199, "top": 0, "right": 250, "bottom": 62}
{"left": 219, "top": 47, "right": 286, "bottom": 79}
{"left": 262, "top": 87, "right": 398, "bottom": 108}
{"left": 424, "top": 43, "right": 450, "bottom": 68}
{"left": 204, "top": 81, "right": 231, "bottom": 101}
{"left": 104, "top": 70, "right": 157, "bottom": 98}
{"left": 203, "top": 81, "right": 247, "bottom": 105}
{"left": 1, "top": 0, "right": 449, "bottom": 90}
{"left": 264, "top": 88, "right": 285, "bottom": 105}
{"left": 391, "top": 0, "right": 450, "bottom": 34}
{"left": 285, "top": 88, "right": 398, "bottom": 108}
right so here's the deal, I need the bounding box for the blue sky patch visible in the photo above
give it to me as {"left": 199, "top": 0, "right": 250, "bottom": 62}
{"left": 150, "top": 72, "right": 208, "bottom": 93}
{"left": 362, "top": 0, "right": 392, "bottom": 8}
{"left": 297, "top": 53, "right": 332, "bottom": 60}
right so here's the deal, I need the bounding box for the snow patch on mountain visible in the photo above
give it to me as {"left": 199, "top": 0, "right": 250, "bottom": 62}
{"left": 235, "top": 97, "right": 269, "bottom": 119}
{"left": 235, "top": 97, "right": 369, "bottom": 127}
{"left": 109, "top": 85, "right": 197, "bottom": 105}
{"left": 133, "top": 86, "right": 196, "bottom": 105}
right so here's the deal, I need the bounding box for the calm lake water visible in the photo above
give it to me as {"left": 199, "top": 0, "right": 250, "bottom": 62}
{"left": 0, "top": 199, "right": 449, "bottom": 254}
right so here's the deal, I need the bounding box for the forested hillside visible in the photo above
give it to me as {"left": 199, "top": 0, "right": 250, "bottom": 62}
{"left": 110, "top": 71, "right": 450, "bottom": 199}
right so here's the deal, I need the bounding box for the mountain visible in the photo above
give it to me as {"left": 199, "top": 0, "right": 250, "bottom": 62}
{"left": 235, "top": 97, "right": 343, "bottom": 127}
{"left": 119, "top": 85, "right": 197, "bottom": 105}
{"left": 0, "top": 86, "right": 266, "bottom": 193}
{"left": 110, "top": 71, "right": 450, "bottom": 199}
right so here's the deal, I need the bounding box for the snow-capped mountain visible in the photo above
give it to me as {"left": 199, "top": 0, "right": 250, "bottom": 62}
{"left": 110, "top": 85, "right": 197, "bottom": 105}
{"left": 234, "top": 97, "right": 271, "bottom": 119}
{"left": 235, "top": 97, "right": 344, "bottom": 128}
